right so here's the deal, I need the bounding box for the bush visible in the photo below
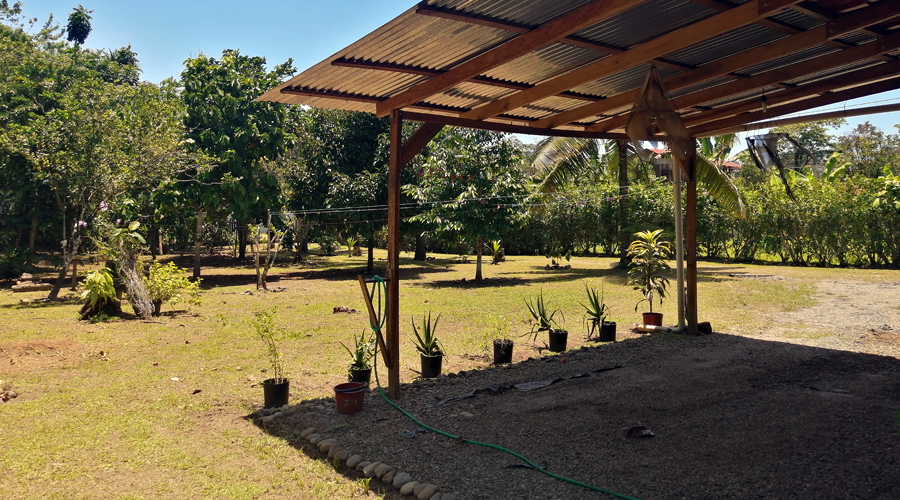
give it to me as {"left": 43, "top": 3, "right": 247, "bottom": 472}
{"left": 145, "top": 262, "right": 201, "bottom": 311}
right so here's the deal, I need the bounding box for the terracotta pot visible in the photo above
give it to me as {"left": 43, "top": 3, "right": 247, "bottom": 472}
{"left": 420, "top": 354, "right": 443, "bottom": 378}
{"left": 493, "top": 339, "right": 513, "bottom": 364}
{"left": 548, "top": 329, "right": 568, "bottom": 352}
{"left": 262, "top": 378, "right": 289, "bottom": 409}
{"left": 642, "top": 312, "right": 663, "bottom": 326}
{"left": 334, "top": 381, "right": 367, "bottom": 414}
{"left": 599, "top": 321, "right": 617, "bottom": 342}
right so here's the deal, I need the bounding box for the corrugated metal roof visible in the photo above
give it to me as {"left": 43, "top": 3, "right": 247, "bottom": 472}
{"left": 258, "top": 0, "right": 900, "bottom": 136}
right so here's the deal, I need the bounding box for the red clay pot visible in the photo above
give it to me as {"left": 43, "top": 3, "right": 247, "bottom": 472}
{"left": 334, "top": 382, "right": 367, "bottom": 414}
{"left": 642, "top": 312, "right": 663, "bottom": 326}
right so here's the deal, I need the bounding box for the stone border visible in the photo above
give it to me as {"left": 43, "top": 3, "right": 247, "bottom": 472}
{"left": 296, "top": 425, "right": 457, "bottom": 500}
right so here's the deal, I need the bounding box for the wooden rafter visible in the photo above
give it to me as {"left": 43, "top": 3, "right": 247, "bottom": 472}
{"left": 399, "top": 111, "right": 634, "bottom": 140}
{"left": 461, "top": 0, "right": 801, "bottom": 121}
{"left": 330, "top": 58, "right": 604, "bottom": 102}
{"left": 587, "top": 31, "right": 900, "bottom": 132}
{"left": 531, "top": 1, "right": 900, "bottom": 130}
{"left": 374, "top": 0, "right": 645, "bottom": 117}
{"left": 682, "top": 59, "right": 900, "bottom": 127}
{"left": 415, "top": 3, "right": 693, "bottom": 72}
{"left": 688, "top": 76, "right": 900, "bottom": 136}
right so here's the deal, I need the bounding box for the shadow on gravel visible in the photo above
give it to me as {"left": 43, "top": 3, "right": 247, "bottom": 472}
{"left": 254, "top": 332, "right": 900, "bottom": 500}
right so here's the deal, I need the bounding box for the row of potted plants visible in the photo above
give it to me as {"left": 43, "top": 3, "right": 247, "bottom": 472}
{"left": 255, "top": 229, "right": 674, "bottom": 409}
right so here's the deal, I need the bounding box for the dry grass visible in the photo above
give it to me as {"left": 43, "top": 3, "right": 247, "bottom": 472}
{"left": 1, "top": 248, "right": 897, "bottom": 499}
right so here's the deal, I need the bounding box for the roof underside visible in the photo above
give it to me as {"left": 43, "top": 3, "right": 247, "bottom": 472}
{"left": 258, "top": 0, "right": 900, "bottom": 138}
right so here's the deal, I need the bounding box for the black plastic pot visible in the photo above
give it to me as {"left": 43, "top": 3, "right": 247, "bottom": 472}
{"left": 262, "top": 378, "right": 289, "bottom": 409}
{"left": 600, "top": 321, "right": 617, "bottom": 342}
{"left": 349, "top": 368, "right": 372, "bottom": 384}
{"left": 493, "top": 339, "right": 514, "bottom": 364}
{"left": 420, "top": 354, "right": 443, "bottom": 378}
{"left": 152, "top": 299, "right": 163, "bottom": 316}
{"left": 548, "top": 329, "right": 568, "bottom": 352}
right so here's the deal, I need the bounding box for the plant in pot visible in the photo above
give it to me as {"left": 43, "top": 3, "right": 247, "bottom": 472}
{"left": 626, "top": 229, "right": 673, "bottom": 327}
{"left": 247, "top": 308, "right": 290, "bottom": 409}
{"left": 581, "top": 281, "right": 615, "bottom": 342}
{"left": 144, "top": 261, "right": 202, "bottom": 316}
{"left": 340, "top": 330, "right": 377, "bottom": 385}
{"left": 412, "top": 311, "right": 444, "bottom": 378}
{"left": 524, "top": 290, "right": 567, "bottom": 352}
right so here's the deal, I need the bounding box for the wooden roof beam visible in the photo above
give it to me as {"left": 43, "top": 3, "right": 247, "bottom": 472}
{"left": 462, "top": 1, "right": 802, "bottom": 121}
{"left": 683, "top": 59, "right": 900, "bottom": 127}
{"left": 399, "top": 111, "right": 634, "bottom": 140}
{"left": 374, "top": 0, "right": 645, "bottom": 117}
{"left": 532, "top": 0, "right": 898, "bottom": 129}
{"left": 331, "top": 58, "right": 604, "bottom": 102}
{"left": 689, "top": 76, "right": 900, "bottom": 136}
{"left": 586, "top": 31, "right": 900, "bottom": 132}
{"left": 415, "top": 4, "right": 693, "bottom": 72}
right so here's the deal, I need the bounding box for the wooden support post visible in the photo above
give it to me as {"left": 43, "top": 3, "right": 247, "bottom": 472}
{"left": 386, "top": 109, "right": 402, "bottom": 399}
{"left": 684, "top": 154, "right": 699, "bottom": 336}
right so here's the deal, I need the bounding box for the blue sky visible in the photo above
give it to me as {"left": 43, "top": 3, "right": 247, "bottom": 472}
{"left": 19, "top": 0, "right": 900, "bottom": 143}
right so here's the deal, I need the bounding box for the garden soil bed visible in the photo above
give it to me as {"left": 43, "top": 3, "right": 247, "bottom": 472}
{"left": 263, "top": 280, "right": 900, "bottom": 500}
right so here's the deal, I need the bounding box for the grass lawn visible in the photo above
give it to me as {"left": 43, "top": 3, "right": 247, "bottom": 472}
{"left": 2, "top": 248, "right": 897, "bottom": 499}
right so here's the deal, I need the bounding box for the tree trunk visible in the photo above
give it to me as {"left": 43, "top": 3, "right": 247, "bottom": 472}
{"left": 414, "top": 232, "right": 427, "bottom": 261}
{"left": 366, "top": 236, "right": 375, "bottom": 274}
{"left": 193, "top": 210, "right": 205, "bottom": 280}
{"left": 475, "top": 236, "right": 484, "bottom": 281}
{"left": 617, "top": 140, "right": 631, "bottom": 266}
{"left": 237, "top": 220, "right": 248, "bottom": 260}
{"left": 149, "top": 225, "right": 160, "bottom": 259}
{"left": 27, "top": 211, "right": 38, "bottom": 265}
{"left": 49, "top": 235, "right": 80, "bottom": 301}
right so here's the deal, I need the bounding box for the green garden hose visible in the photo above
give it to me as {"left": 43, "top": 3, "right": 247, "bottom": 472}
{"left": 365, "top": 275, "right": 642, "bottom": 500}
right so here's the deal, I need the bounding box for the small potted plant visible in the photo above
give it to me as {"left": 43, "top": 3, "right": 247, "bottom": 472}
{"left": 492, "top": 338, "right": 514, "bottom": 364}
{"left": 524, "top": 290, "right": 567, "bottom": 352}
{"left": 412, "top": 310, "right": 444, "bottom": 378}
{"left": 581, "top": 281, "right": 615, "bottom": 342}
{"left": 626, "top": 229, "right": 673, "bottom": 326}
{"left": 340, "top": 330, "right": 377, "bottom": 385}
{"left": 145, "top": 261, "right": 202, "bottom": 316}
{"left": 247, "top": 309, "right": 290, "bottom": 409}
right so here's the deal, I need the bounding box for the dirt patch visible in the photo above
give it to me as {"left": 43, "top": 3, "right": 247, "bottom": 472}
{"left": 260, "top": 278, "right": 900, "bottom": 500}
{"left": 0, "top": 338, "right": 86, "bottom": 373}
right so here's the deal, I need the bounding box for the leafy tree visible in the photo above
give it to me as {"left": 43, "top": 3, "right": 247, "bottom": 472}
{"left": 180, "top": 49, "right": 296, "bottom": 260}
{"left": 65, "top": 5, "right": 91, "bottom": 45}
{"left": 837, "top": 122, "right": 900, "bottom": 178}
{"left": 17, "top": 78, "right": 207, "bottom": 299}
{"left": 404, "top": 128, "right": 528, "bottom": 280}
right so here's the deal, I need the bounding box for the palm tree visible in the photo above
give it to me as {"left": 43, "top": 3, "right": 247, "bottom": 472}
{"left": 531, "top": 135, "right": 746, "bottom": 261}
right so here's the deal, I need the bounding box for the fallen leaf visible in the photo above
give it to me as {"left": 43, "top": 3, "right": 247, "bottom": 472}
{"left": 191, "top": 389, "right": 201, "bottom": 395}
{"left": 152, "top": 362, "right": 159, "bottom": 366}
{"left": 185, "top": 340, "right": 191, "bottom": 344}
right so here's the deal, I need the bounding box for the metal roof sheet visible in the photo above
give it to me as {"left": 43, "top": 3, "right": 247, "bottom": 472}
{"left": 258, "top": 0, "right": 900, "bottom": 136}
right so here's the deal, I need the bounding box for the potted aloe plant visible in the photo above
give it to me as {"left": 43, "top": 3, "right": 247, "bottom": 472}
{"left": 581, "top": 281, "right": 615, "bottom": 342}
{"left": 340, "top": 330, "right": 377, "bottom": 385}
{"left": 247, "top": 309, "right": 290, "bottom": 408}
{"left": 626, "top": 229, "right": 673, "bottom": 326}
{"left": 525, "top": 290, "right": 567, "bottom": 352}
{"left": 412, "top": 311, "right": 444, "bottom": 378}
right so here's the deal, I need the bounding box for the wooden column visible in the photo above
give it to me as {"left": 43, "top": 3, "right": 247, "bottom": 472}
{"left": 683, "top": 154, "right": 699, "bottom": 336}
{"left": 387, "top": 110, "right": 402, "bottom": 399}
